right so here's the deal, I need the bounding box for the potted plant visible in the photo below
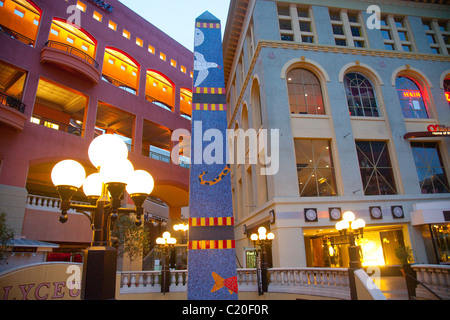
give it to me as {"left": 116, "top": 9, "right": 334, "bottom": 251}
{"left": 395, "top": 246, "right": 416, "bottom": 299}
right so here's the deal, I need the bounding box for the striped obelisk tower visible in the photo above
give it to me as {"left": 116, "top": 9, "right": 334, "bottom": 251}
{"left": 187, "top": 11, "right": 238, "bottom": 300}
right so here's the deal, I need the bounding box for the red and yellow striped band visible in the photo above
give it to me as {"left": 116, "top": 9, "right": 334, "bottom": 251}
{"left": 189, "top": 217, "right": 234, "bottom": 227}
{"left": 189, "top": 240, "right": 235, "bottom": 250}
{"left": 194, "top": 87, "right": 226, "bottom": 95}
{"left": 196, "top": 22, "right": 221, "bottom": 29}
{"left": 193, "top": 103, "right": 227, "bottom": 111}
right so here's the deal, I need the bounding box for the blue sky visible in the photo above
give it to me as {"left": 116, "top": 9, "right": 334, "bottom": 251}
{"left": 118, "top": 0, "right": 231, "bottom": 51}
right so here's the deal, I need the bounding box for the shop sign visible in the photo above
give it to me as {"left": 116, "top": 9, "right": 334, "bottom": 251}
{"left": 88, "top": 0, "right": 113, "bottom": 12}
{"left": 402, "top": 90, "right": 421, "bottom": 99}
{"left": 427, "top": 124, "right": 450, "bottom": 136}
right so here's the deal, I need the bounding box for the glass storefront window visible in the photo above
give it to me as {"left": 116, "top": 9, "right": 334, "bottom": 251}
{"left": 431, "top": 224, "right": 450, "bottom": 263}
{"left": 305, "top": 227, "right": 406, "bottom": 268}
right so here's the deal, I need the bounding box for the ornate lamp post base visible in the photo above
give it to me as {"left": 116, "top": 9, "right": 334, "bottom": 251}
{"left": 81, "top": 246, "right": 118, "bottom": 300}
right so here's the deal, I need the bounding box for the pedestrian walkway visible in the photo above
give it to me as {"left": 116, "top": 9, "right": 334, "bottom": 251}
{"left": 378, "top": 276, "right": 409, "bottom": 300}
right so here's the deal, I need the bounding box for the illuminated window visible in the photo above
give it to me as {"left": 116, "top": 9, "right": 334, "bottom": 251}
{"left": 171, "top": 59, "right": 177, "bottom": 67}
{"left": 30, "top": 117, "right": 40, "bottom": 125}
{"left": 51, "top": 28, "right": 59, "bottom": 36}
{"left": 33, "top": 18, "right": 39, "bottom": 26}
{"left": 14, "top": 8, "right": 25, "bottom": 18}
{"left": 108, "top": 58, "right": 114, "bottom": 64}
{"left": 356, "top": 141, "right": 397, "bottom": 195}
{"left": 136, "top": 38, "right": 143, "bottom": 47}
{"left": 44, "top": 121, "right": 60, "bottom": 130}
{"left": 108, "top": 21, "right": 117, "bottom": 31}
{"left": 181, "top": 65, "right": 186, "bottom": 73}
{"left": 121, "top": 64, "right": 126, "bottom": 71}
{"left": 395, "top": 76, "right": 429, "bottom": 119}
{"left": 295, "top": 139, "right": 337, "bottom": 197}
{"left": 93, "top": 11, "right": 102, "bottom": 22}
{"left": 82, "top": 44, "right": 88, "bottom": 51}
{"left": 67, "top": 36, "right": 75, "bottom": 44}
{"left": 76, "top": 1, "right": 86, "bottom": 12}
{"left": 444, "top": 79, "right": 450, "bottom": 106}
{"left": 287, "top": 68, "right": 325, "bottom": 115}
{"left": 411, "top": 142, "right": 450, "bottom": 194}
{"left": 123, "top": 30, "right": 130, "bottom": 39}
{"left": 148, "top": 45, "right": 155, "bottom": 54}
{"left": 0, "top": 1, "right": 4, "bottom": 7}
{"left": 344, "top": 72, "right": 380, "bottom": 117}
{"left": 160, "top": 52, "right": 166, "bottom": 61}
{"left": 190, "top": 71, "right": 193, "bottom": 78}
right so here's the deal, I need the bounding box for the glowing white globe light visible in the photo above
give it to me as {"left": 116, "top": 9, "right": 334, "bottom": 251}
{"left": 83, "top": 173, "right": 103, "bottom": 197}
{"left": 100, "top": 158, "right": 134, "bottom": 184}
{"left": 51, "top": 160, "right": 86, "bottom": 188}
{"left": 88, "top": 134, "right": 129, "bottom": 169}
{"left": 343, "top": 211, "right": 356, "bottom": 222}
{"left": 126, "top": 170, "right": 155, "bottom": 195}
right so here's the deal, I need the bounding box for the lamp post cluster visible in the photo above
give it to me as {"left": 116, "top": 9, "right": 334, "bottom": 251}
{"left": 156, "top": 232, "right": 177, "bottom": 295}
{"left": 335, "top": 211, "right": 366, "bottom": 269}
{"left": 251, "top": 227, "right": 275, "bottom": 295}
{"left": 51, "top": 134, "right": 155, "bottom": 300}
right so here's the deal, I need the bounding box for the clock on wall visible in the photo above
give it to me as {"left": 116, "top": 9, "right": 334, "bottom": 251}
{"left": 329, "top": 208, "right": 342, "bottom": 221}
{"left": 304, "top": 208, "right": 318, "bottom": 222}
{"left": 370, "top": 206, "right": 383, "bottom": 220}
{"left": 392, "top": 206, "right": 404, "bottom": 219}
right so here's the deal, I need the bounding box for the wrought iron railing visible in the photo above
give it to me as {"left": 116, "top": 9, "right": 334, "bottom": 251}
{"left": 0, "top": 92, "right": 26, "bottom": 113}
{"left": 145, "top": 94, "right": 173, "bottom": 112}
{"left": 0, "top": 24, "right": 35, "bottom": 46}
{"left": 102, "top": 74, "right": 137, "bottom": 94}
{"left": 30, "top": 114, "right": 83, "bottom": 136}
{"left": 44, "top": 41, "right": 99, "bottom": 68}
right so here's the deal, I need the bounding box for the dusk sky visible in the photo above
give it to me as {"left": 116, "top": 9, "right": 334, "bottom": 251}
{"left": 119, "top": 0, "right": 231, "bottom": 51}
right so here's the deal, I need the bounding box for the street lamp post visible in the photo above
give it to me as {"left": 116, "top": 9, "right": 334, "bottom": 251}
{"left": 251, "top": 227, "right": 275, "bottom": 295}
{"left": 156, "top": 232, "right": 177, "bottom": 295}
{"left": 335, "top": 211, "right": 366, "bottom": 269}
{"left": 51, "top": 134, "right": 155, "bottom": 300}
{"left": 335, "top": 211, "right": 366, "bottom": 300}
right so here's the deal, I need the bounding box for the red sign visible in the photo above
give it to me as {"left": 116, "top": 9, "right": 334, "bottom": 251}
{"left": 403, "top": 91, "right": 422, "bottom": 99}
{"left": 428, "top": 124, "right": 450, "bottom": 136}
{"left": 446, "top": 92, "right": 450, "bottom": 102}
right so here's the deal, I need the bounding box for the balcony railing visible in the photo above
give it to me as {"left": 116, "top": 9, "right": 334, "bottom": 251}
{"left": 0, "top": 92, "right": 26, "bottom": 113}
{"left": 26, "top": 194, "right": 89, "bottom": 213}
{"left": 119, "top": 268, "right": 351, "bottom": 299}
{"left": 412, "top": 264, "right": 450, "bottom": 300}
{"left": 102, "top": 74, "right": 137, "bottom": 95}
{"left": 145, "top": 94, "right": 173, "bottom": 112}
{"left": 44, "top": 41, "right": 99, "bottom": 69}
{"left": 30, "top": 114, "right": 83, "bottom": 136}
{"left": 141, "top": 149, "right": 190, "bottom": 169}
{"left": 0, "top": 24, "right": 35, "bottom": 46}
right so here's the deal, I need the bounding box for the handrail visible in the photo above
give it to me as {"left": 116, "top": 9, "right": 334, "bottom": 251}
{"left": 0, "top": 24, "right": 35, "bottom": 46}
{"left": 102, "top": 74, "right": 137, "bottom": 94}
{"left": 45, "top": 40, "right": 99, "bottom": 68}
{"left": 0, "top": 92, "right": 26, "bottom": 113}
{"left": 30, "top": 114, "right": 83, "bottom": 136}
{"left": 405, "top": 273, "right": 443, "bottom": 300}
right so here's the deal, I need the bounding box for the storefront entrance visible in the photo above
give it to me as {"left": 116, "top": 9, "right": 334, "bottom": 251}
{"left": 304, "top": 225, "right": 408, "bottom": 268}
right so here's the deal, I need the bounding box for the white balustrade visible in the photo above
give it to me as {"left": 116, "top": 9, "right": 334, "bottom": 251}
{"left": 412, "top": 264, "right": 450, "bottom": 300}
{"left": 26, "top": 195, "right": 90, "bottom": 214}
{"left": 118, "top": 268, "right": 351, "bottom": 299}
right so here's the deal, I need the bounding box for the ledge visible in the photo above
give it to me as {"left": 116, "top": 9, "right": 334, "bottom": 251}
{"left": 40, "top": 45, "right": 101, "bottom": 85}
{"left": 0, "top": 103, "right": 27, "bottom": 131}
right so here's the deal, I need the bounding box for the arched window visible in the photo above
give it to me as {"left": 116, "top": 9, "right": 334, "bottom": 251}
{"left": 251, "top": 81, "right": 262, "bottom": 129}
{"left": 444, "top": 78, "right": 450, "bottom": 106}
{"left": 395, "top": 76, "right": 429, "bottom": 119}
{"left": 344, "top": 72, "right": 379, "bottom": 117}
{"left": 287, "top": 68, "right": 325, "bottom": 115}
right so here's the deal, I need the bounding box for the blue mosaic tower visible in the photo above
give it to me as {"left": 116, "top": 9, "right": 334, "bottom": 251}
{"left": 187, "top": 11, "right": 238, "bottom": 300}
